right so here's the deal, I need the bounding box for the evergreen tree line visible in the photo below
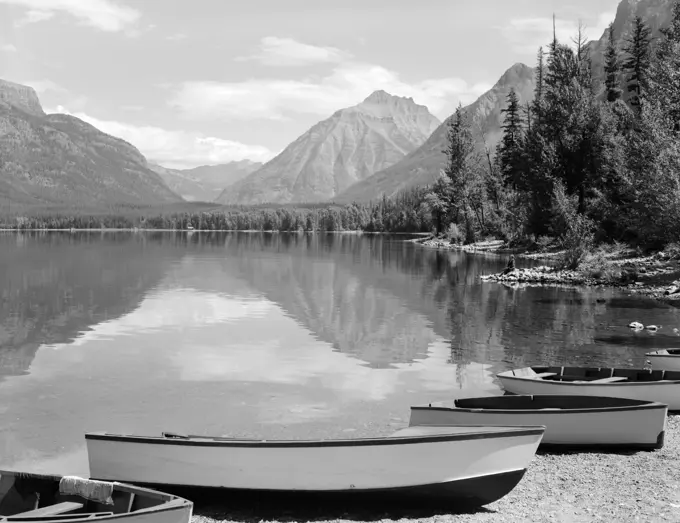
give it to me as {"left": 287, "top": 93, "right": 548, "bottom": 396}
{"left": 1, "top": 188, "right": 436, "bottom": 233}
{"left": 427, "top": 5, "right": 680, "bottom": 260}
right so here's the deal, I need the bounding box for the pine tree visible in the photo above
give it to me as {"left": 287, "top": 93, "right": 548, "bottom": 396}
{"left": 648, "top": 0, "right": 680, "bottom": 132}
{"left": 623, "top": 16, "right": 652, "bottom": 113}
{"left": 440, "top": 104, "right": 484, "bottom": 243}
{"left": 498, "top": 88, "right": 524, "bottom": 189}
{"left": 604, "top": 23, "right": 623, "bottom": 102}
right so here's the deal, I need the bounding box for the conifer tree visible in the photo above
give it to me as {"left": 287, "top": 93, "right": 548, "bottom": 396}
{"left": 498, "top": 88, "right": 524, "bottom": 189}
{"left": 623, "top": 16, "right": 652, "bottom": 113}
{"left": 604, "top": 23, "right": 623, "bottom": 102}
{"left": 441, "top": 105, "right": 484, "bottom": 243}
{"left": 648, "top": 0, "right": 680, "bottom": 132}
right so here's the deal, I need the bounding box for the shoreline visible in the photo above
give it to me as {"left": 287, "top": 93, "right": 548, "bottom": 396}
{"left": 411, "top": 236, "right": 680, "bottom": 306}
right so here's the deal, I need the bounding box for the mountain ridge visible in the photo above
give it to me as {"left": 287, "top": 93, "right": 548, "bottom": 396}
{"left": 149, "top": 160, "right": 263, "bottom": 202}
{"left": 216, "top": 90, "right": 441, "bottom": 205}
{"left": 0, "top": 78, "right": 182, "bottom": 207}
{"left": 333, "top": 62, "right": 536, "bottom": 203}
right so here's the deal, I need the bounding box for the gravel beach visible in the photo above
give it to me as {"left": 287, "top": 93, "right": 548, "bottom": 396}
{"left": 191, "top": 415, "right": 680, "bottom": 523}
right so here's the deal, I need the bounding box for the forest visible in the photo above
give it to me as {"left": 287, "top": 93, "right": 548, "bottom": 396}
{"left": 427, "top": 4, "right": 680, "bottom": 262}
{"left": 2, "top": 5, "right": 679, "bottom": 264}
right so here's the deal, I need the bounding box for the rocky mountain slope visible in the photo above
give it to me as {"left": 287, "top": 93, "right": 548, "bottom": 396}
{"left": 149, "top": 160, "right": 262, "bottom": 202}
{"left": 0, "top": 78, "right": 181, "bottom": 208}
{"left": 216, "top": 90, "right": 440, "bottom": 205}
{"left": 334, "top": 63, "right": 536, "bottom": 203}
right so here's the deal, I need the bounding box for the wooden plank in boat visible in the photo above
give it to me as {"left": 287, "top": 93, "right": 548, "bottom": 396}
{"left": 588, "top": 377, "right": 629, "bottom": 383}
{"left": 10, "top": 501, "right": 84, "bottom": 517}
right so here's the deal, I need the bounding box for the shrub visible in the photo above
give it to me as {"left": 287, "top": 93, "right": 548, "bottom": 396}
{"left": 551, "top": 181, "right": 595, "bottom": 270}
{"left": 445, "top": 223, "right": 465, "bottom": 244}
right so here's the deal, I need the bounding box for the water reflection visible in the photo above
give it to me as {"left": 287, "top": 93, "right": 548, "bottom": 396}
{"left": 0, "top": 231, "right": 678, "bottom": 477}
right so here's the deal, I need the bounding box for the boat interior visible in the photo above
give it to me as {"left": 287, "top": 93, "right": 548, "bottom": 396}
{"left": 0, "top": 470, "right": 176, "bottom": 521}
{"left": 448, "top": 395, "right": 659, "bottom": 411}
{"left": 511, "top": 366, "right": 680, "bottom": 383}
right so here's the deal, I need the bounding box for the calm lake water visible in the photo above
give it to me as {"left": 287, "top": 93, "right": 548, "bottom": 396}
{"left": 1, "top": 231, "right": 679, "bottom": 477}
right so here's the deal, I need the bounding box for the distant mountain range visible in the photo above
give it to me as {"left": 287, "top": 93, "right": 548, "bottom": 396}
{"left": 0, "top": 79, "right": 181, "bottom": 208}
{"left": 0, "top": 0, "right": 674, "bottom": 210}
{"left": 149, "top": 160, "right": 262, "bottom": 202}
{"left": 216, "top": 90, "right": 440, "bottom": 205}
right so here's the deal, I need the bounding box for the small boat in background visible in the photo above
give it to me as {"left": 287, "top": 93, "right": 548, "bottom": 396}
{"left": 0, "top": 470, "right": 192, "bottom": 522}
{"left": 497, "top": 366, "right": 680, "bottom": 411}
{"left": 646, "top": 349, "right": 680, "bottom": 371}
{"left": 85, "top": 425, "right": 546, "bottom": 507}
{"left": 410, "top": 395, "right": 668, "bottom": 449}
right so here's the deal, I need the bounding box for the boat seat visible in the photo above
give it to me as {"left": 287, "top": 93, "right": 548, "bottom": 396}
{"left": 588, "top": 376, "right": 628, "bottom": 383}
{"left": 531, "top": 372, "right": 557, "bottom": 379}
{"left": 10, "top": 501, "right": 84, "bottom": 518}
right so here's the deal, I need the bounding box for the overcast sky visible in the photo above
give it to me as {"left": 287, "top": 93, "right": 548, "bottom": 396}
{"left": 0, "top": 0, "right": 621, "bottom": 169}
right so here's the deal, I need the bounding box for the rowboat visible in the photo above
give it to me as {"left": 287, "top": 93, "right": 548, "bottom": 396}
{"left": 85, "top": 425, "right": 546, "bottom": 507}
{"left": 497, "top": 366, "right": 680, "bottom": 411}
{"left": 0, "top": 470, "right": 192, "bottom": 522}
{"left": 409, "top": 395, "right": 668, "bottom": 449}
{"left": 646, "top": 349, "right": 680, "bottom": 371}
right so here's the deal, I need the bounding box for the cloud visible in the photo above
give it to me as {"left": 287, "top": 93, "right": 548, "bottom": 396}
{"left": 237, "top": 36, "right": 351, "bottom": 67}
{"left": 169, "top": 38, "right": 490, "bottom": 122}
{"left": 501, "top": 11, "right": 616, "bottom": 55}
{"left": 46, "top": 105, "right": 273, "bottom": 169}
{"left": 20, "top": 79, "right": 65, "bottom": 93}
{"left": 1, "top": 0, "right": 141, "bottom": 32}
{"left": 0, "top": 43, "right": 18, "bottom": 52}
{"left": 166, "top": 32, "right": 187, "bottom": 41}
{"left": 13, "top": 8, "right": 54, "bottom": 26}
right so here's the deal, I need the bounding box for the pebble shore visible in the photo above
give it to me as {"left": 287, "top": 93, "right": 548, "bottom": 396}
{"left": 414, "top": 237, "right": 680, "bottom": 306}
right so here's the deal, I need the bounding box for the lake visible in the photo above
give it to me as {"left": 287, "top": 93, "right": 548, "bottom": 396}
{"left": 1, "top": 231, "right": 679, "bottom": 477}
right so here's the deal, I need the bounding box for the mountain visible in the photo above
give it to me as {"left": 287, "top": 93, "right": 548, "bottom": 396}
{"left": 0, "top": 78, "right": 181, "bottom": 208}
{"left": 216, "top": 90, "right": 441, "bottom": 205}
{"left": 149, "top": 160, "right": 262, "bottom": 202}
{"left": 334, "top": 63, "right": 536, "bottom": 203}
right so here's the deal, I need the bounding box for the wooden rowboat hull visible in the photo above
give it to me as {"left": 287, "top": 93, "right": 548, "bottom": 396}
{"left": 85, "top": 425, "right": 546, "bottom": 507}
{"left": 646, "top": 350, "right": 680, "bottom": 372}
{"left": 497, "top": 366, "right": 680, "bottom": 411}
{"left": 0, "top": 470, "right": 192, "bottom": 523}
{"left": 409, "top": 395, "right": 667, "bottom": 449}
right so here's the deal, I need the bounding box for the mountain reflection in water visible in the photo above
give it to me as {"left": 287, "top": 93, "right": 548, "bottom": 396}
{"left": 0, "top": 231, "right": 678, "bottom": 477}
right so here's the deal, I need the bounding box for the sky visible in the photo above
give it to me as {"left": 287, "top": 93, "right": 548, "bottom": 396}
{"left": 0, "top": 0, "right": 622, "bottom": 169}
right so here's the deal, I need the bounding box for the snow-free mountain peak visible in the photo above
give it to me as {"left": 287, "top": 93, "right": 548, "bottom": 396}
{"left": 216, "top": 92, "right": 441, "bottom": 205}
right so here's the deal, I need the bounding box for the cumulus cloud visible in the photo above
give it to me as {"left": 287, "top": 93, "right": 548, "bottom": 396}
{"left": 501, "top": 12, "right": 616, "bottom": 55}
{"left": 47, "top": 104, "right": 273, "bottom": 169}
{"left": 236, "top": 36, "right": 351, "bottom": 67}
{"left": 1, "top": 0, "right": 141, "bottom": 32}
{"left": 0, "top": 43, "right": 18, "bottom": 52}
{"left": 169, "top": 38, "right": 491, "bottom": 122}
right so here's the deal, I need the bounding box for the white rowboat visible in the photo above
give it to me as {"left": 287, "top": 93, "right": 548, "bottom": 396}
{"left": 409, "top": 395, "right": 668, "bottom": 449}
{"left": 646, "top": 349, "right": 680, "bottom": 371}
{"left": 85, "top": 425, "right": 546, "bottom": 507}
{"left": 0, "top": 470, "right": 192, "bottom": 522}
{"left": 497, "top": 366, "right": 680, "bottom": 411}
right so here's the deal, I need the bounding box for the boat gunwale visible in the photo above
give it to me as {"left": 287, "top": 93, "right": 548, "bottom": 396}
{"left": 0, "top": 471, "right": 193, "bottom": 522}
{"left": 84, "top": 426, "right": 546, "bottom": 448}
{"left": 496, "top": 367, "right": 680, "bottom": 385}
{"left": 646, "top": 350, "right": 680, "bottom": 357}
{"left": 411, "top": 397, "right": 669, "bottom": 415}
